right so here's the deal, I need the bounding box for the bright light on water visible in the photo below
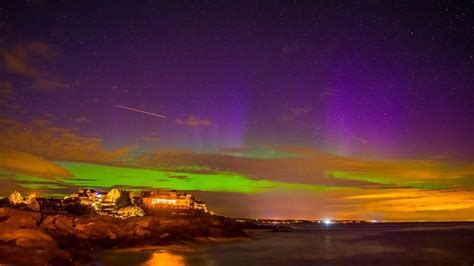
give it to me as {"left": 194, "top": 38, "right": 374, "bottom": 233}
{"left": 323, "top": 219, "right": 332, "bottom": 225}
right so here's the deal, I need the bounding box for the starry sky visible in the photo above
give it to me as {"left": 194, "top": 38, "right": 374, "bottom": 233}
{"left": 0, "top": 1, "right": 473, "bottom": 221}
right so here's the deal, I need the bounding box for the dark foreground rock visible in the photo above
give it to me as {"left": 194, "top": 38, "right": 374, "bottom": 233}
{"left": 0, "top": 207, "right": 249, "bottom": 265}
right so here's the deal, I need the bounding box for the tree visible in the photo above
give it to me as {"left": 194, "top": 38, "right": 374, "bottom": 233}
{"left": 8, "top": 191, "right": 40, "bottom": 211}
{"left": 8, "top": 191, "right": 24, "bottom": 205}
{"left": 104, "top": 188, "right": 132, "bottom": 209}
{"left": 116, "top": 190, "right": 132, "bottom": 209}
{"left": 28, "top": 197, "right": 40, "bottom": 211}
{"left": 116, "top": 206, "right": 145, "bottom": 218}
{"left": 105, "top": 188, "right": 121, "bottom": 202}
{"left": 64, "top": 200, "right": 96, "bottom": 216}
{"left": 24, "top": 192, "right": 36, "bottom": 204}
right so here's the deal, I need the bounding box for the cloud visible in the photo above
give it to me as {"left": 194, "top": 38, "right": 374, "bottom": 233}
{"left": 1, "top": 42, "right": 69, "bottom": 90}
{"left": 131, "top": 149, "right": 381, "bottom": 188}
{"left": 341, "top": 188, "right": 474, "bottom": 220}
{"left": 0, "top": 117, "right": 130, "bottom": 163}
{"left": 175, "top": 115, "right": 212, "bottom": 127}
{"left": 131, "top": 145, "right": 474, "bottom": 192}
{"left": 0, "top": 150, "right": 72, "bottom": 178}
{"left": 1, "top": 118, "right": 473, "bottom": 220}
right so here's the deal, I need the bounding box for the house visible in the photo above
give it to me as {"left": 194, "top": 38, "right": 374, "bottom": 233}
{"left": 142, "top": 190, "right": 194, "bottom": 209}
{"left": 65, "top": 188, "right": 104, "bottom": 205}
{"left": 193, "top": 200, "right": 208, "bottom": 212}
{"left": 62, "top": 188, "right": 210, "bottom": 214}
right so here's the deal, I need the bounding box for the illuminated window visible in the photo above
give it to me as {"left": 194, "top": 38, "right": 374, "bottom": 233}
{"left": 152, "top": 198, "right": 177, "bottom": 205}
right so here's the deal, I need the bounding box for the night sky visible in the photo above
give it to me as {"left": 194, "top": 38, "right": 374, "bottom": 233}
{"left": 0, "top": 1, "right": 473, "bottom": 221}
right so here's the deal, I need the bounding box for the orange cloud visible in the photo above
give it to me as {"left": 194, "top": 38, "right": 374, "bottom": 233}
{"left": 0, "top": 150, "right": 72, "bottom": 178}
{"left": 175, "top": 115, "right": 211, "bottom": 127}
{"left": 1, "top": 42, "right": 69, "bottom": 90}
{"left": 340, "top": 188, "right": 474, "bottom": 221}
{"left": 0, "top": 118, "right": 130, "bottom": 163}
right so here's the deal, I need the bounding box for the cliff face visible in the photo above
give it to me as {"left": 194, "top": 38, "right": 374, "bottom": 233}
{"left": 0, "top": 207, "right": 248, "bottom": 265}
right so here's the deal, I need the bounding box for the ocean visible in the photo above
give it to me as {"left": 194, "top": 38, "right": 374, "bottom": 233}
{"left": 93, "top": 222, "right": 474, "bottom": 265}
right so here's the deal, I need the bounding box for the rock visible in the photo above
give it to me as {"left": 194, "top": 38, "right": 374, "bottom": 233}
{"left": 0, "top": 207, "right": 249, "bottom": 263}
{"left": 28, "top": 198, "right": 41, "bottom": 212}
{"left": 0, "top": 207, "right": 42, "bottom": 229}
{"left": 0, "top": 229, "right": 57, "bottom": 249}
{"left": 78, "top": 220, "right": 115, "bottom": 239}
{"left": 41, "top": 215, "right": 75, "bottom": 235}
{"left": 74, "top": 223, "right": 86, "bottom": 232}
{"left": 0, "top": 207, "right": 10, "bottom": 219}
{"left": 112, "top": 223, "right": 129, "bottom": 238}
{"left": 105, "top": 229, "right": 118, "bottom": 240}
{"left": 160, "top": 218, "right": 192, "bottom": 230}
{"left": 208, "top": 226, "right": 224, "bottom": 237}
{"left": 40, "top": 215, "right": 56, "bottom": 229}
{"left": 0, "top": 243, "right": 71, "bottom": 265}
{"left": 133, "top": 216, "right": 159, "bottom": 229}
{"left": 135, "top": 228, "right": 151, "bottom": 238}
{"left": 159, "top": 233, "right": 171, "bottom": 239}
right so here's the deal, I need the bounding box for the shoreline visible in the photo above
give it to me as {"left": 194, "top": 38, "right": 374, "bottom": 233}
{"left": 0, "top": 207, "right": 253, "bottom": 265}
{"left": 94, "top": 235, "right": 253, "bottom": 253}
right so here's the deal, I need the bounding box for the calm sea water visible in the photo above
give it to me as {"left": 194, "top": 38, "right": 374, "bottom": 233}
{"left": 93, "top": 222, "right": 474, "bottom": 266}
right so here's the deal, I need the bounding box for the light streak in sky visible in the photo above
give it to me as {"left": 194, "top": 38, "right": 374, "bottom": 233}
{"left": 115, "top": 105, "right": 166, "bottom": 118}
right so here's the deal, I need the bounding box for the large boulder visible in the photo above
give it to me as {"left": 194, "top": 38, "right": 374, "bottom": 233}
{"left": 0, "top": 228, "right": 57, "bottom": 249}
{"left": 124, "top": 216, "right": 159, "bottom": 238}
{"left": 134, "top": 216, "right": 158, "bottom": 229}
{"left": 71, "top": 217, "right": 115, "bottom": 239}
{"left": 41, "top": 213, "right": 161, "bottom": 240}
{"left": 41, "top": 215, "right": 75, "bottom": 235}
{"left": 160, "top": 218, "right": 192, "bottom": 230}
{"left": 134, "top": 227, "right": 152, "bottom": 238}
{"left": 0, "top": 243, "right": 72, "bottom": 265}
{"left": 208, "top": 226, "right": 224, "bottom": 237}
{"left": 0, "top": 207, "right": 42, "bottom": 229}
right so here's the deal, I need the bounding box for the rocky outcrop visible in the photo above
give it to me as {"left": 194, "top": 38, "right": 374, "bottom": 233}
{"left": 0, "top": 207, "right": 249, "bottom": 264}
{"left": 39, "top": 214, "right": 162, "bottom": 241}
{"left": 0, "top": 228, "right": 57, "bottom": 249}
{"left": 0, "top": 207, "right": 43, "bottom": 228}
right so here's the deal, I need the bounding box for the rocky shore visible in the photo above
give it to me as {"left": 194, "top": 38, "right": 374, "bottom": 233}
{"left": 0, "top": 207, "right": 250, "bottom": 265}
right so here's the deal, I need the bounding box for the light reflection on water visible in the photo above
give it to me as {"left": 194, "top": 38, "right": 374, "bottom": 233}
{"left": 142, "top": 250, "right": 185, "bottom": 266}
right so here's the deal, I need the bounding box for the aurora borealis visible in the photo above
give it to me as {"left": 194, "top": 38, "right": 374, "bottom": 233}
{"left": 0, "top": 1, "right": 473, "bottom": 221}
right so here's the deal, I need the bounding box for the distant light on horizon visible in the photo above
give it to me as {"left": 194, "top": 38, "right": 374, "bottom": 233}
{"left": 323, "top": 219, "right": 332, "bottom": 225}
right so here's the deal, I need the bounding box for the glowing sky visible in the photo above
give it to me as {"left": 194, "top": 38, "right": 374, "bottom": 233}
{"left": 0, "top": 1, "right": 473, "bottom": 221}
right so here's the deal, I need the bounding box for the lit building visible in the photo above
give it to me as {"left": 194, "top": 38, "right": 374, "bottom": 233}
{"left": 64, "top": 188, "right": 209, "bottom": 214}
{"left": 193, "top": 200, "right": 208, "bottom": 212}
{"left": 64, "top": 188, "right": 107, "bottom": 207}
{"left": 66, "top": 188, "right": 102, "bottom": 200}
{"left": 142, "top": 190, "right": 194, "bottom": 209}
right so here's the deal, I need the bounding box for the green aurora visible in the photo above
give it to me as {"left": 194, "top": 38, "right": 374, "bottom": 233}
{"left": 15, "top": 161, "right": 338, "bottom": 194}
